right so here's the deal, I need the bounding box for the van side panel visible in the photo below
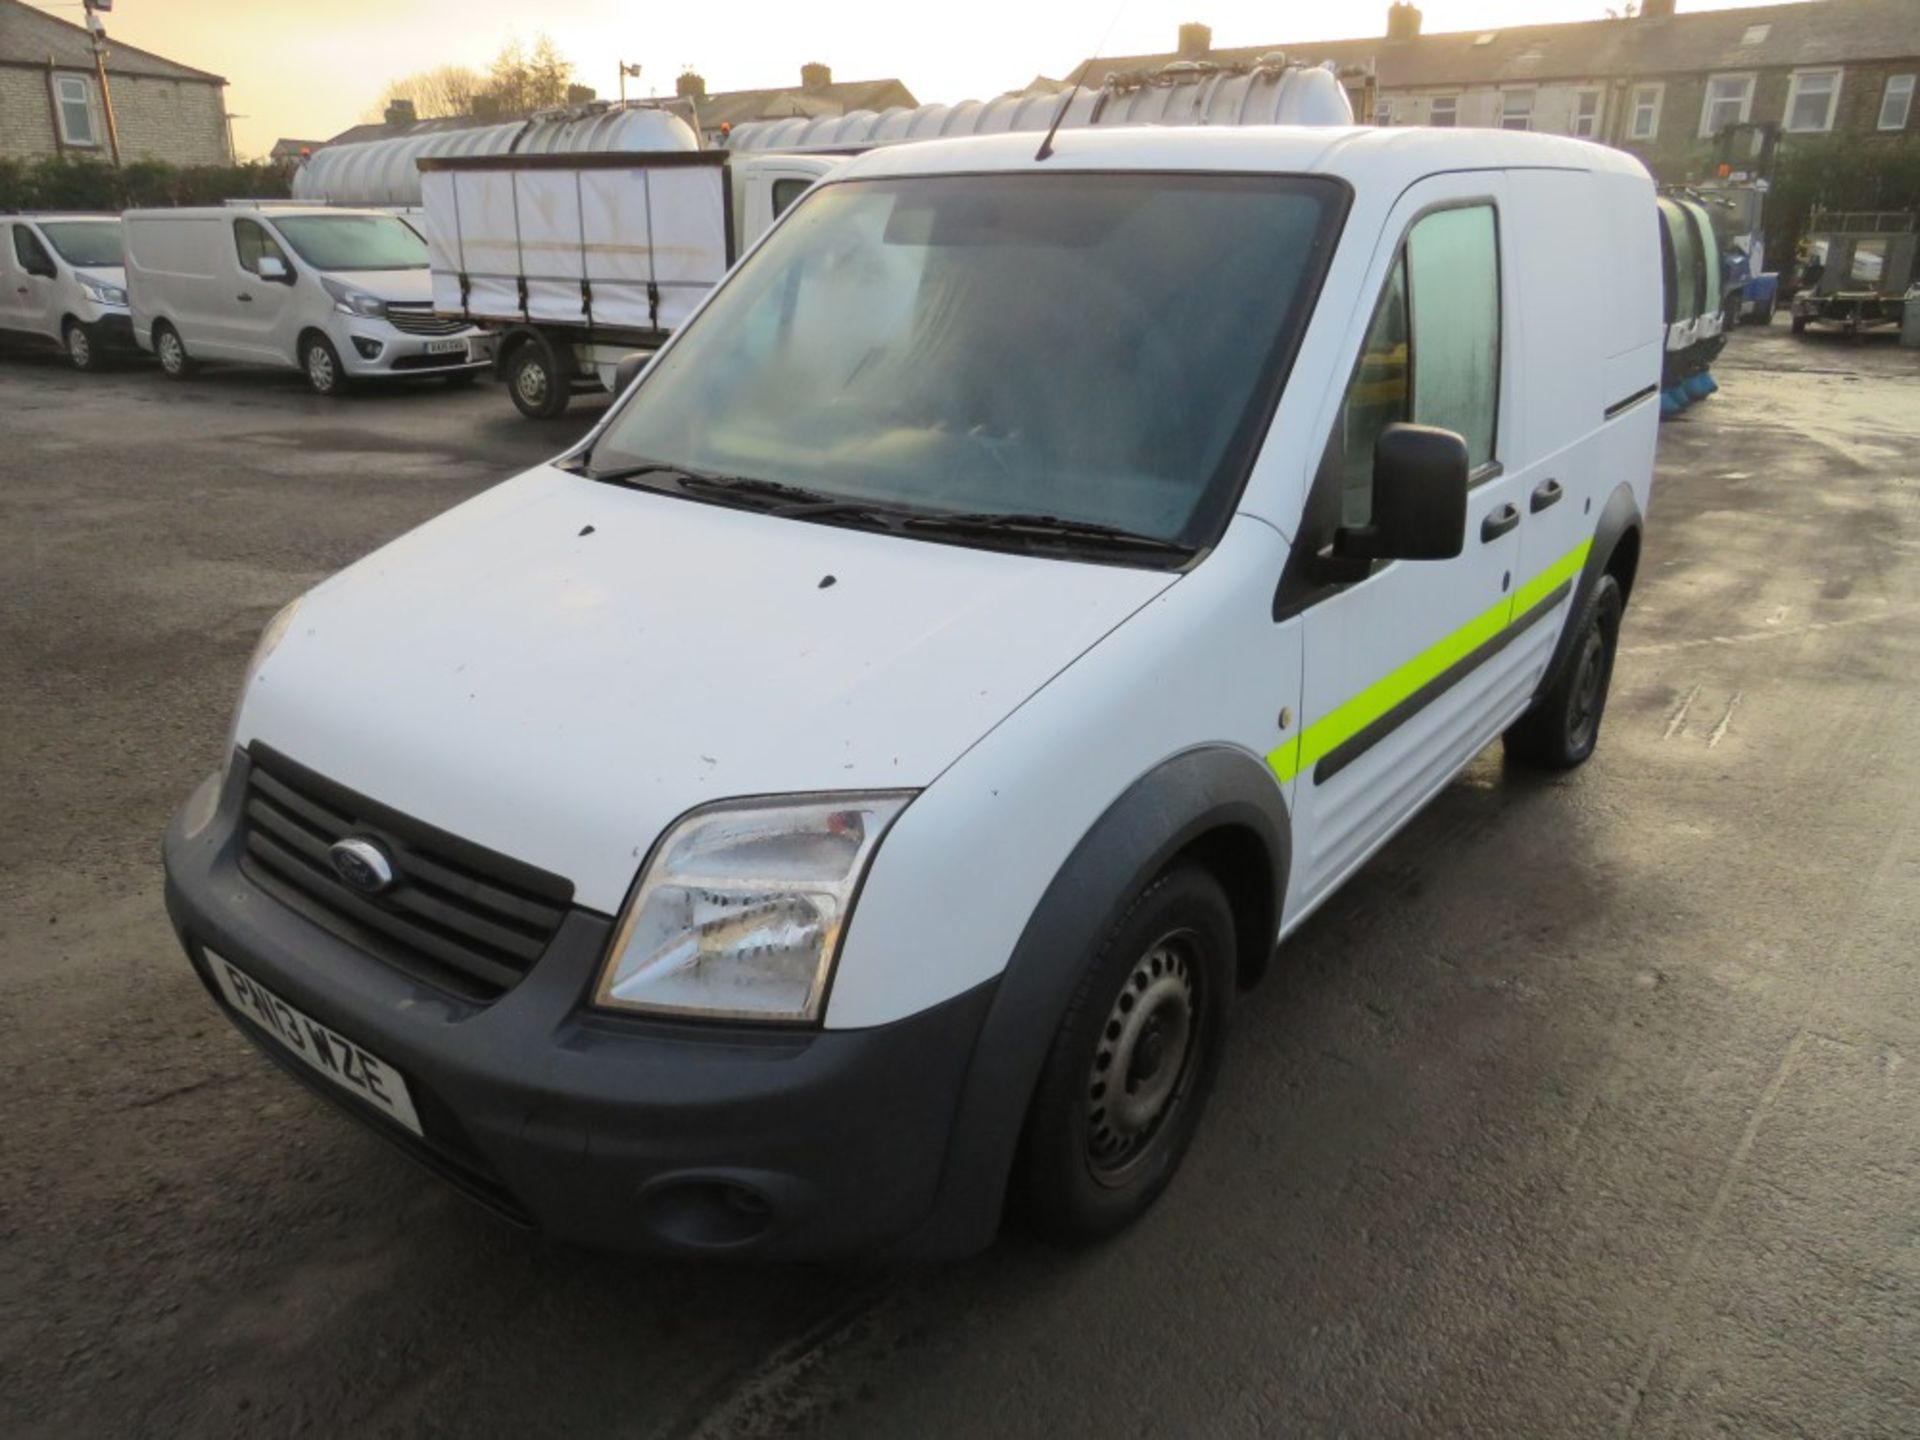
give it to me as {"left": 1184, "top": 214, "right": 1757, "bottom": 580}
{"left": 126, "top": 215, "right": 228, "bottom": 355}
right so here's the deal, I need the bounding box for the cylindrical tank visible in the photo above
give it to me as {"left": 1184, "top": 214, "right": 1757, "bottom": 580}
{"left": 292, "top": 105, "right": 699, "bottom": 208}
{"left": 722, "top": 59, "right": 1354, "bottom": 153}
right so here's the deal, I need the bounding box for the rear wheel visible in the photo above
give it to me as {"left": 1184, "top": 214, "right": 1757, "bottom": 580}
{"left": 1790, "top": 312, "right": 1809, "bottom": 334}
{"left": 506, "top": 335, "right": 571, "bottom": 419}
{"left": 153, "top": 321, "right": 192, "bottom": 378}
{"left": 1013, "top": 864, "right": 1234, "bottom": 1243}
{"left": 302, "top": 333, "right": 347, "bottom": 397}
{"left": 64, "top": 319, "right": 97, "bottom": 372}
{"left": 1505, "top": 574, "right": 1623, "bottom": 770}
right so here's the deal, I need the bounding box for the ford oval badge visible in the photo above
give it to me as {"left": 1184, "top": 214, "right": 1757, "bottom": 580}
{"left": 328, "top": 837, "right": 395, "bottom": 894}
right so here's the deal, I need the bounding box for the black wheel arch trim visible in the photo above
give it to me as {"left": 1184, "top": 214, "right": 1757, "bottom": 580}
{"left": 1537, "top": 481, "right": 1641, "bottom": 702}
{"left": 900, "top": 745, "right": 1290, "bottom": 1258}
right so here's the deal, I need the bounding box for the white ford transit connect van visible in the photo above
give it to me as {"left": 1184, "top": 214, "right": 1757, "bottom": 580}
{"left": 124, "top": 205, "right": 489, "bottom": 395}
{"left": 0, "top": 213, "right": 132, "bottom": 370}
{"left": 164, "top": 127, "right": 1660, "bottom": 1259}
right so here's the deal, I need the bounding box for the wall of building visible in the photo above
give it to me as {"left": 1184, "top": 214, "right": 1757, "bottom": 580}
{"left": 0, "top": 63, "right": 228, "bottom": 164}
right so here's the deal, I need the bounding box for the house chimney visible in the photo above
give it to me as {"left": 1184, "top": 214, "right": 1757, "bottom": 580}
{"left": 1640, "top": 0, "right": 1675, "bottom": 16}
{"left": 1386, "top": 3, "right": 1422, "bottom": 40}
{"left": 801, "top": 62, "right": 832, "bottom": 92}
{"left": 1177, "top": 22, "right": 1212, "bottom": 58}
{"left": 676, "top": 70, "right": 707, "bottom": 99}
{"left": 383, "top": 98, "right": 417, "bottom": 127}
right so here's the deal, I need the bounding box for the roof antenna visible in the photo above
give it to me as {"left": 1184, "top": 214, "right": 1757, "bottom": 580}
{"left": 1037, "top": 0, "right": 1132, "bottom": 161}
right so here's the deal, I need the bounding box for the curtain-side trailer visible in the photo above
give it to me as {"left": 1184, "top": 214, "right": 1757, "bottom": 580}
{"left": 419, "top": 150, "right": 838, "bottom": 418}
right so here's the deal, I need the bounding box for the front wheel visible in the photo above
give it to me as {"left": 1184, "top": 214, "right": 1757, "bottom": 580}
{"left": 506, "top": 337, "right": 571, "bottom": 419}
{"left": 1505, "top": 573, "right": 1623, "bottom": 770}
{"left": 302, "top": 334, "right": 347, "bottom": 397}
{"left": 1012, "top": 864, "right": 1235, "bottom": 1243}
{"left": 153, "top": 321, "right": 192, "bottom": 379}
{"left": 64, "top": 319, "right": 98, "bottom": 372}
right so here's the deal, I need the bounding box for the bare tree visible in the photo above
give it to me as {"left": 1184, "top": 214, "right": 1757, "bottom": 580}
{"left": 364, "top": 64, "right": 485, "bottom": 121}
{"left": 368, "top": 34, "right": 575, "bottom": 123}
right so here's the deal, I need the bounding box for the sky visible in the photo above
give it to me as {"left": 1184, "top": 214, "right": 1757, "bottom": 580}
{"left": 46, "top": 0, "right": 1775, "bottom": 158}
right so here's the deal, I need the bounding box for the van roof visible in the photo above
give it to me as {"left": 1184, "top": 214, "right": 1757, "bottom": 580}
{"left": 5, "top": 212, "right": 121, "bottom": 223}
{"left": 120, "top": 205, "right": 394, "bottom": 221}
{"left": 832, "top": 124, "right": 1651, "bottom": 187}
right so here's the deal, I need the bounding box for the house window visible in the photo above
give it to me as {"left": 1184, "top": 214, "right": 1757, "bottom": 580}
{"left": 1375, "top": 99, "right": 1394, "bottom": 126}
{"left": 1785, "top": 69, "right": 1843, "bottom": 132}
{"left": 1571, "top": 90, "right": 1602, "bottom": 138}
{"left": 1881, "top": 74, "right": 1915, "bottom": 131}
{"left": 1500, "top": 90, "right": 1533, "bottom": 131}
{"left": 1429, "top": 95, "right": 1458, "bottom": 128}
{"left": 1700, "top": 73, "right": 1755, "bottom": 136}
{"left": 53, "top": 74, "right": 96, "bottom": 147}
{"left": 1629, "top": 83, "right": 1663, "bottom": 139}
{"left": 1740, "top": 24, "right": 1771, "bottom": 46}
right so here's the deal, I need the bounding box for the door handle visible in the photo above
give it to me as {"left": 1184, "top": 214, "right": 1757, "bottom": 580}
{"left": 1530, "top": 479, "right": 1564, "bottom": 513}
{"left": 236, "top": 293, "right": 253, "bottom": 302}
{"left": 1480, "top": 503, "right": 1521, "bottom": 542}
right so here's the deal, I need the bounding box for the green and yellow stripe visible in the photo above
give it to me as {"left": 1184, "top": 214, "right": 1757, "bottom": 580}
{"left": 1267, "top": 538, "right": 1590, "bottom": 786}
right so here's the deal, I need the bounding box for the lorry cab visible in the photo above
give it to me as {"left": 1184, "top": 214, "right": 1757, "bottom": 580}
{"left": 0, "top": 213, "right": 131, "bottom": 371}
{"left": 123, "top": 204, "right": 490, "bottom": 396}
{"left": 164, "top": 127, "right": 1660, "bottom": 1261}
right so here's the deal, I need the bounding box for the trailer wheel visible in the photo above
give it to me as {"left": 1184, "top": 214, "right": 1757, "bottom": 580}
{"left": 1756, "top": 294, "right": 1776, "bottom": 326}
{"left": 1790, "top": 313, "right": 1808, "bottom": 334}
{"left": 506, "top": 335, "right": 571, "bottom": 419}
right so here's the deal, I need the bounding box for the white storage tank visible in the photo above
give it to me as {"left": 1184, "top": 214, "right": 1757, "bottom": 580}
{"left": 723, "top": 57, "right": 1354, "bottom": 153}
{"left": 293, "top": 104, "right": 700, "bottom": 208}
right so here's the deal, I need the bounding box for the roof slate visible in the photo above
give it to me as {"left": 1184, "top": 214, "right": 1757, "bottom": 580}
{"left": 1073, "top": 0, "right": 1920, "bottom": 91}
{"left": 0, "top": 0, "right": 225, "bottom": 83}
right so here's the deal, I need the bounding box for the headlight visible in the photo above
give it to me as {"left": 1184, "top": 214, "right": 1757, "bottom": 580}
{"left": 321, "top": 277, "right": 387, "bottom": 318}
{"left": 229, "top": 597, "right": 302, "bottom": 749}
{"left": 80, "top": 277, "right": 128, "bottom": 306}
{"left": 596, "top": 794, "right": 912, "bottom": 1024}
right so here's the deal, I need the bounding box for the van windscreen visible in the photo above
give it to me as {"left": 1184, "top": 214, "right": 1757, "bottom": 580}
{"left": 39, "top": 220, "right": 121, "bottom": 268}
{"left": 587, "top": 172, "right": 1344, "bottom": 555}
{"left": 270, "top": 214, "right": 428, "bottom": 272}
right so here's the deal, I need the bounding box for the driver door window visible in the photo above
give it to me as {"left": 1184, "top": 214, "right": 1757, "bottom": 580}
{"left": 233, "top": 219, "right": 288, "bottom": 276}
{"left": 13, "top": 224, "right": 54, "bottom": 276}
{"left": 1324, "top": 203, "right": 1502, "bottom": 537}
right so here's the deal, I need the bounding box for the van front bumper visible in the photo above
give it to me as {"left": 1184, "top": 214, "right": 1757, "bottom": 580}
{"left": 162, "top": 756, "right": 998, "bottom": 1260}
{"left": 337, "top": 321, "right": 493, "bottom": 377}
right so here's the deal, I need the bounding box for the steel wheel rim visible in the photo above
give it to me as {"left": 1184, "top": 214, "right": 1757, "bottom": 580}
{"left": 515, "top": 358, "right": 548, "bottom": 406}
{"left": 308, "top": 345, "right": 334, "bottom": 391}
{"left": 1568, "top": 625, "right": 1606, "bottom": 749}
{"left": 68, "top": 328, "right": 90, "bottom": 367}
{"left": 1085, "top": 930, "right": 1201, "bottom": 1185}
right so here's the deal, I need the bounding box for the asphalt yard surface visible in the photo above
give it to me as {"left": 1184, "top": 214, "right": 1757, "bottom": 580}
{"left": 3, "top": 324, "right": 1917, "bottom": 1437}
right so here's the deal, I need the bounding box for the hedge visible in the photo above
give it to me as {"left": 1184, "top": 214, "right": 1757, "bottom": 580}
{"left": 0, "top": 155, "right": 291, "bottom": 212}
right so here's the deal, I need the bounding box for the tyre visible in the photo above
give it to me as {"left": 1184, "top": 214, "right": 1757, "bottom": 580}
{"left": 1505, "top": 573, "right": 1624, "bottom": 770}
{"left": 1756, "top": 295, "right": 1776, "bottom": 326}
{"left": 64, "top": 319, "right": 98, "bottom": 372}
{"left": 153, "top": 321, "right": 192, "bottom": 378}
{"left": 506, "top": 336, "right": 571, "bottom": 419}
{"left": 302, "top": 333, "right": 347, "bottom": 397}
{"left": 1013, "top": 863, "right": 1235, "bottom": 1243}
{"left": 1790, "top": 312, "right": 1809, "bottom": 334}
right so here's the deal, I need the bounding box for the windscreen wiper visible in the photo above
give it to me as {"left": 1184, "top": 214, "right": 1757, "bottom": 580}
{"left": 899, "top": 510, "right": 1196, "bottom": 559}
{"left": 581, "top": 461, "right": 831, "bottom": 508}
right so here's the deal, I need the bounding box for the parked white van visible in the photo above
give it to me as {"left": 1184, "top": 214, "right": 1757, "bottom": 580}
{"left": 0, "top": 213, "right": 132, "bottom": 370}
{"left": 124, "top": 205, "right": 489, "bottom": 395}
{"left": 164, "top": 127, "right": 1661, "bottom": 1260}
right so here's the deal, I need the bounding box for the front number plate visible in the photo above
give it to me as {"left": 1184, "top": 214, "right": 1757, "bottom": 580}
{"left": 207, "top": 949, "right": 423, "bottom": 1136}
{"left": 425, "top": 338, "right": 469, "bottom": 356}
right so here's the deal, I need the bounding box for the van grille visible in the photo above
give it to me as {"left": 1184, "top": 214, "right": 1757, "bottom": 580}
{"left": 237, "top": 744, "right": 572, "bottom": 1002}
{"left": 386, "top": 303, "right": 469, "bottom": 337}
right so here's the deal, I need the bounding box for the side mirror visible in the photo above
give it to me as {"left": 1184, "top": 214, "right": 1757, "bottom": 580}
{"left": 257, "top": 255, "right": 291, "bottom": 284}
{"left": 1334, "top": 423, "right": 1468, "bottom": 563}
{"left": 612, "top": 350, "right": 649, "bottom": 394}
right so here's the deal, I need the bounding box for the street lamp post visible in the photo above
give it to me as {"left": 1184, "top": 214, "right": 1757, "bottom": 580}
{"left": 618, "top": 61, "right": 641, "bottom": 104}
{"left": 84, "top": 1, "right": 122, "bottom": 166}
